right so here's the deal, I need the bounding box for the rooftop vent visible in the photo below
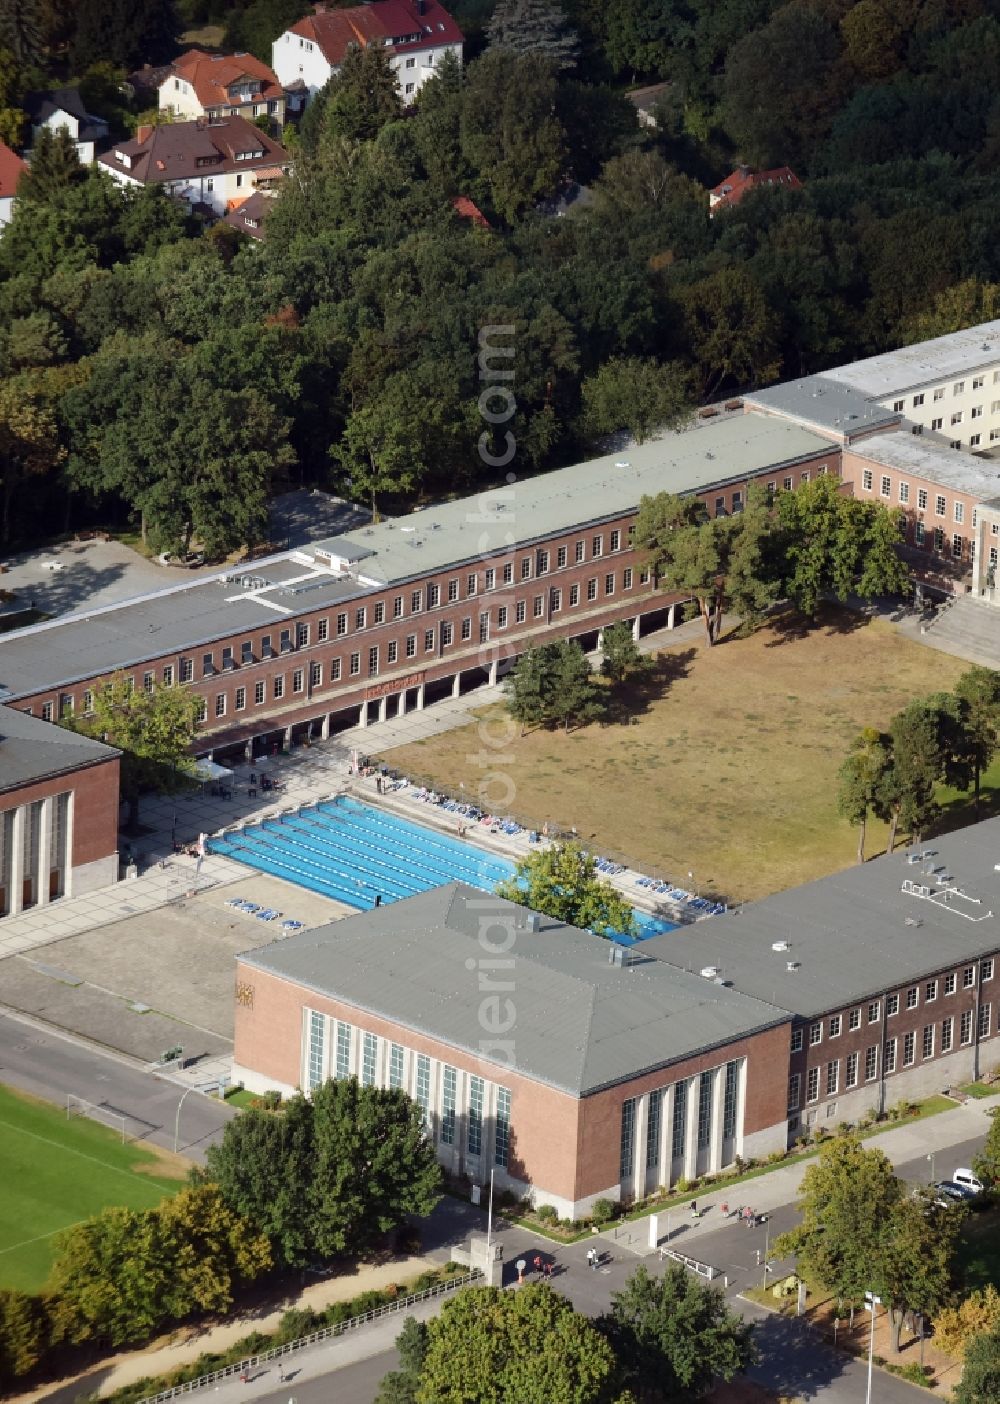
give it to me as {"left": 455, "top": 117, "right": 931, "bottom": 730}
{"left": 700, "top": 965, "right": 719, "bottom": 979}
{"left": 771, "top": 940, "right": 790, "bottom": 952}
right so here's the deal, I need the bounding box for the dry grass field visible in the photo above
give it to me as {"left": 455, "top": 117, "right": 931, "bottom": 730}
{"left": 380, "top": 608, "right": 975, "bottom": 904}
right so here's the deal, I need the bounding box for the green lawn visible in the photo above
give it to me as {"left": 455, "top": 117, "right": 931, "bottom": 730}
{"left": 0, "top": 1085, "right": 184, "bottom": 1292}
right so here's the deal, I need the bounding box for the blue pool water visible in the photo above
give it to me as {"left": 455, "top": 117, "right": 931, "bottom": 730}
{"left": 209, "top": 796, "right": 674, "bottom": 943}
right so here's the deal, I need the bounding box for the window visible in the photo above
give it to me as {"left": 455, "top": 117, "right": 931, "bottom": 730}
{"left": 393, "top": 596, "right": 403, "bottom": 619}
{"left": 592, "top": 535, "right": 603, "bottom": 558}
{"left": 973, "top": 405, "right": 984, "bottom": 419}
{"left": 143, "top": 670, "right": 155, "bottom": 693}
{"left": 955, "top": 502, "right": 965, "bottom": 525}
{"left": 448, "top": 579, "right": 458, "bottom": 602}
{"left": 951, "top": 411, "right": 964, "bottom": 426}
{"left": 961, "top": 1008, "right": 974, "bottom": 1044}
{"left": 715, "top": 496, "right": 726, "bottom": 516}
{"left": 934, "top": 527, "right": 944, "bottom": 551}
{"left": 296, "top": 622, "right": 310, "bottom": 647}
{"left": 941, "top": 1017, "right": 953, "bottom": 1052}
{"left": 647, "top": 1087, "right": 662, "bottom": 1168}
{"left": 83, "top": 689, "right": 94, "bottom": 714}
{"left": 441, "top": 1065, "right": 456, "bottom": 1144}
{"left": 623, "top": 567, "right": 633, "bottom": 589}
{"left": 162, "top": 665, "right": 174, "bottom": 686}
{"left": 405, "top": 55, "right": 415, "bottom": 66}
{"left": 985, "top": 959, "right": 995, "bottom": 982}
{"left": 605, "top": 572, "right": 615, "bottom": 596}
{"left": 202, "top": 652, "right": 215, "bottom": 678}
{"left": 497, "top": 606, "right": 508, "bottom": 629}
{"left": 335, "top": 1021, "right": 352, "bottom": 1079}
{"left": 925, "top": 979, "right": 937, "bottom": 1002}
{"left": 556, "top": 547, "right": 567, "bottom": 569}
{"left": 409, "top": 591, "right": 422, "bottom": 614}
{"left": 620, "top": 1097, "right": 636, "bottom": 1179}
{"left": 310, "top": 661, "right": 322, "bottom": 686}
{"left": 887, "top": 993, "right": 899, "bottom": 1016}
{"left": 932, "top": 417, "right": 943, "bottom": 431}
{"left": 521, "top": 557, "right": 532, "bottom": 580}
{"left": 868, "top": 1001, "right": 880, "bottom": 1023}
{"left": 893, "top": 399, "right": 904, "bottom": 413}
{"left": 881, "top": 475, "right": 891, "bottom": 498}
{"left": 550, "top": 588, "right": 561, "bottom": 613}
{"left": 336, "top": 612, "right": 347, "bottom": 636}
{"left": 387, "top": 640, "right": 398, "bottom": 664}
{"left": 479, "top": 612, "right": 489, "bottom": 643}
{"left": 467, "top": 573, "right": 477, "bottom": 596}
{"left": 733, "top": 488, "right": 745, "bottom": 507}
{"left": 979, "top": 1003, "right": 992, "bottom": 1039}
{"left": 788, "top": 1073, "right": 800, "bottom": 1112}
{"left": 790, "top": 1028, "right": 803, "bottom": 1053}
{"left": 414, "top": 1054, "right": 430, "bottom": 1123}
{"left": 903, "top": 1031, "right": 916, "bottom": 1066}
{"left": 611, "top": 529, "right": 621, "bottom": 551}
{"left": 441, "top": 621, "right": 453, "bottom": 646}
{"left": 568, "top": 585, "right": 579, "bottom": 608}
{"left": 485, "top": 569, "right": 495, "bottom": 591}
{"left": 846, "top": 1052, "right": 859, "bottom": 1088}
{"left": 349, "top": 652, "right": 360, "bottom": 675}
{"left": 913, "top": 393, "right": 924, "bottom": 407}
{"left": 586, "top": 577, "right": 598, "bottom": 602}
{"left": 697, "top": 1071, "right": 712, "bottom": 1147}
{"left": 533, "top": 595, "right": 544, "bottom": 618}
{"left": 254, "top": 680, "right": 265, "bottom": 704}
{"left": 865, "top": 1046, "right": 878, "bottom": 1081}
{"left": 934, "top": 386, "right": 945, "bottom": 400}
{"left": 923, "top": 1023, "right": 935, "bottom": 1059}
{"left": 292, "top": 668, "right": 304, "bottom": 694}
{"left": 495, "top": 1085, "right": 511, "bottom": 1167}
{"left": 503, "top": 562, "right": 514, "bottom": 584}
{"left": 829, "top": 1015, "right": 841, "bottom": 1038}
{"left": 368, "top": 645, "right": 379, "bottom": 675}
{"left": 317, "top": 618, "right": 329, "bottom": 642}
{"left": 915, "top": 521, "right": 926, "bottom": 545}
{"left": 971, "top": 433, "right": 982, "bottom": 447}
{"left": 235, "top": 687, "right": 246, "bottom": 711}
{"left": 406, "top": 634, "right": 416, "bottom": 658}
{"left": 945, "top": 972, "right": 957, "bottom": 995}
{"left": 362, "top": 1031, "right": 378, "bottom": 1086}
{"left": 806, "top": 1067, "right": 819, "bottom": 1103}
{"left": 306, "top": 1011, "right": 325, "bottom": 1092}
{"left": 575, "top": 539, "right": 585, "bottom": 563}
{"left": 955, "top": 380, "right": 965, "bottom": 395}
{"left": 936, "top": 495, "right": 947, "bottom": 516}
{"left": 809, "top": 1021, "right": 822, "bottom": 1046}
{"left": 536, "top": 550, "right": 550, "bottom": 576}
{"left": 273, "top": 675, "right": 285, "bottom": 699}
{"left": 424, "top": 628, "right": 435, "bottom": 653}
{"left": 974, "top": 376, "right": 985, "bottom": 389}
{"left": 461, "top": 618, "right": 472, "bottom": 641}
{"left": 330, "top": 658, "right": 341, "bottom": 681}
{"left": 215, "top": 693, "right": 226, "bottom": 718}
{"left": 849, "top": 1008, "right": 861, "bottom": 1031}
{"left": 723, "top": 1061, "right": 738, "bottom": 1139}
{"left": 468, "top": 1075, "right": 484, "bottom": 1156}
{"left": 672, "top": 1082, "right": 687, "bottom": 1158}
{"left": 884, "top": 1039, "right": 896, "bottom": 1073}
{"left": 906, "top": 986, "right": 918, "bottom": 1009}
{"left": 389, "top": 1043, "right": 404, "bottom": 1089}
{"left": 964, "top": 965, "right": 976, "bottom": 988}
{"left": 918, "top": 489, "right": 928, "bottom": 509}
{"left": 826, "top": 1060, "right": 839, "bottom": 1095}
{"left": 899, "top": 482, "right": 909, "bottom": 504}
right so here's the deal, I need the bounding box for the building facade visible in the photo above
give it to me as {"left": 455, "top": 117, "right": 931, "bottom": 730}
{"left": 159, "top": 50, "right": 286, "bottom": 127}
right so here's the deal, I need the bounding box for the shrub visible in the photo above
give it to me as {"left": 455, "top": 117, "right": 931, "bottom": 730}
{"left": 536, "top": 1204, "right": 559, "bottom": 1224}
{"left": 0, "top": 1288, "right": 48, "bottom": 1385}
{"left": 274, "top": 1307, "right": 320, "bottom": 1344}
{"left": 934, "top": 1285, "right": 1000, "bottom": 1358}
{"left": 591, "top": 1198, "right": 617, "bottom": 1225}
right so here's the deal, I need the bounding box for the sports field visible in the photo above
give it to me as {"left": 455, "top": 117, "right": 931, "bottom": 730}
{"left": 0, "top": 1085, "right": 184, "bottom": 1292}
{"left": 381, "top": 609, "right": 974, "bottom": 903}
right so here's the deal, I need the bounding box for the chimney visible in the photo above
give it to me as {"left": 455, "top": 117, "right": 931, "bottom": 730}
{"left": 136, "top": 123, "right": 153, "bottom": 144}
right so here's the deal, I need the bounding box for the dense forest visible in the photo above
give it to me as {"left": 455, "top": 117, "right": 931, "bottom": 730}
{"left": 0, "top": 0, "right": 998, "bottom": 554}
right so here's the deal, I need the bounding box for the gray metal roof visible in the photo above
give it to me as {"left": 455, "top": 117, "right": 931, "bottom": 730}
{"left": 0, "top": 416, "right": 830, "bottom": 699}
{"left": 825, "top": 321, "right": 1000, "bottom": 399}
{"left": 240, "top": 883, "right": 789, "bottom": 1096}
{"left": 743, "top": 375, "right": 899, "bottom": 438}
{"left": 0, "top": 705, "right": 118, "bottom": 795}
{"left": 313, "top": 417, "right": 832, "bottom": 586}
{"left": 646, "top": 818, "right": 1000, "bottom": 1019}
{"left": 851, "top": 431, "right": 1000, "bottom": 504}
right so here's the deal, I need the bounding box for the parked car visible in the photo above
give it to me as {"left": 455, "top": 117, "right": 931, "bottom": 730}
{"left": 953, "top": 1168, "right": 985, "bottom": 1195}
{"left": 934, "top": 1180, "right": 971, "bottom": 1204}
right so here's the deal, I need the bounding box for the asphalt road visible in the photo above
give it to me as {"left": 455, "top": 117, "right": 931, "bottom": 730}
{"left": 0, "top": 1006, "right": 234, "bottom": 1159}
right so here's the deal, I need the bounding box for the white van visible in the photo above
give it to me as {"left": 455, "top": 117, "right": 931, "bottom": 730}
{"left": 953, "top": 1168, "right": 985, "bottom": 1195}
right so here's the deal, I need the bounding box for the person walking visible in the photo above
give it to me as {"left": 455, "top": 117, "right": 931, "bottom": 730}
{"left": 586, "top": 1247, "right": 597, "bottom": 1270}
{"left": 690, "top": 1199, "right": 698, "bottom": 1219}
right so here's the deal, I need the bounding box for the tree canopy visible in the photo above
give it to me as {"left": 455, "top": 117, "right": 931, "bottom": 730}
{"left": 496, "top": 840, "right": 638, "bottom": 939}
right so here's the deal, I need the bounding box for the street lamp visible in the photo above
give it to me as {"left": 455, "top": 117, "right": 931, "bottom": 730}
{"left": 485, "top": 1168, "right": 495, "bottom": 1259}
{"left": 927, "top": 1151, "right": 935, "bottom": 1184}
{"left": 865, "top": 1290, "right": 881, "bottom": 1404}
{"left": 174, "top": 1086, "right": 196, "bottom": 1154}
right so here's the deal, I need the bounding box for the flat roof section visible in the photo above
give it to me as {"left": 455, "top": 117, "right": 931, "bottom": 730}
{"left": 849, "top": 431, "right": 1000, "bottom": 503}
{"left": 0, "top": 705, "right": 118, "bottom": 795}
{"left": 743, "top": 375, "right": 899, "bottom": 438}
{"left": 240, "top": 883, "right": 789, "bottom": 1096}
{"left": 645, "top": 816, "right": 1000, "bottom": 1019}
{"left": 825, "top": 321, "right": 1000, "bottom": 399}
{"left": 317, "top": 416, "right": 833, "bottom": 586}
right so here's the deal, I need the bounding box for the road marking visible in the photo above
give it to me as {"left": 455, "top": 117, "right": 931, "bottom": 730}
{"left": 0, "top": 1221, "right": 86, "bottom": 1256}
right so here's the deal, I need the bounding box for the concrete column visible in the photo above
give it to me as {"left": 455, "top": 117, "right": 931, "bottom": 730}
{"left": 683, "top": 1076, "right": 700, "bottom": 1181}
{"left": 416, "top": 683, "right": 426, "bottom": 711}
{"left": 452, "top": 672, "right": 461, "bottom": 698}
{"left": 596, "top": 628, "right": 604, "bottom": 649}
{"left": 659, "top": 1083, "right": 675, "bottom": 1189}
{"left": 243, "top": 740, "right": 252, "bottom": 762}
{"left": 282, "top": 726, "right": 292, "bottom": 750}
{"left": 378, "top": 696, "right": 388, "bottom": 723}
{"left": 37, "top": 797, "right": 52, "bottom": 907}
{"left": 632, "top": 616, "right": 641, "bottom": 642}
{"left": 734, "top": 1057, "right": 747, "bottom": 1158}
{"left": 398, "top": 689, "right": 407, "bottom": 717}
{"left": 709, "top": 1064, "right": 727, "bottom": 1173}
{"left": 359, "top": 703, "right": 369, "bottom": 728}
{"left": 667, "top": 604, "right": 676, "bottom": 629}
{"left": 633, "top": 1092, "right": 649, "bottom": 1200}
{"left": 64, "top": 791, "right": 76, "bottom": 898}
{"left": 320, "top": 713, "right": 330, "bottom": 741}
{"left": 488, "top": 659, "right": 499, "bottom": 686}
{"left": 9, "top": 804, "right": 24, "bottom": 916}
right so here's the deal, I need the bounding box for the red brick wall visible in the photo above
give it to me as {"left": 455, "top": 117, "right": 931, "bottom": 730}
{"left": 844, "top": 447, "right": 979, "bottom": 567}
{"left": 0, "top": 756, "right": 120, "bottom": 866}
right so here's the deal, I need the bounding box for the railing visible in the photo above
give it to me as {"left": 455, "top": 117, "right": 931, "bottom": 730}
{"left": 135, "top": 1270, "right": 482, "bottom": 1404}
{"left": 658, "top": 1245, "right": 721, "bottom": 1281}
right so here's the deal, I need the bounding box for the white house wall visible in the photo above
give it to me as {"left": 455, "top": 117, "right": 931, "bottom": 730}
{"left": 272, "top": 31, "right": 332, "bottom": 97}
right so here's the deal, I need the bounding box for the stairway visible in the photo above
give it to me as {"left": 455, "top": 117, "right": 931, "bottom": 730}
{"left": 919, "top": 594, "right": 1000, "bottom": 668}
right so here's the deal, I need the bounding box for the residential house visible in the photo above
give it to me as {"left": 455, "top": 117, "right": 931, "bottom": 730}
{"left": 24, "top": 88, "right": 109, "bottom": 163}
{"left": 625, "top": 82, "right": 670, "bottom": 129}
{"left": 0, "top": 140, "right": 27, "bottom": 226}
{"left": 709, "top": 164, "right": 801, "bottom": 213}
{"left": 271, "top": 0, "right": 463, "bottom": 103}
{"left": 159, "top": 50, "right": 286, "bottom": 128}
{"left": 223, "top": 188, "right": 274, "bottom": 241}
{"left": 98, "top": 115, "right": 288, "bottom": 219}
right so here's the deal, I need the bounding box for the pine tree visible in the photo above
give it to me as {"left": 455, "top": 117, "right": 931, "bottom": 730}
{"left": 487, "top": 0, "right": 579, "bottom": 69}
{"left": 18, "top": 126, "right": 80, "bottom": 202}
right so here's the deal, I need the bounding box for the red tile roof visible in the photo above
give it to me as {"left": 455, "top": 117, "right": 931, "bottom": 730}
{"left": 451, "top": 195, "right": 489, "bottom": 229}
{"left": 0, "top": 139, "right": 26, "bottom": 199}
{"left": 168, "top": 49, "right": 284, "bottom": 111}
{"left": 710, "top": 164, "right": 801, "bottom": 210}
{"left": 290, "top": 0, "right": 462, "bottom": 65}
{"left": 98, "top": 115, "right": 288, "bottom": 186}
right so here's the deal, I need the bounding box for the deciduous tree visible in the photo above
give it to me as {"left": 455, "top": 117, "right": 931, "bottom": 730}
{"left": 0, "top": 1289, "right": 47, "bottom": 1386}
{"left": 496, "top": 840, "right": 637, "bottom": 939}
{"left": 601, "top": 620, "right": 650, "bottom": 686}
{"left": 954, "top": 1321, "right": 1000, "bottom": 1404}
{"left": 487, "top": 0, "right": 580, "bottom": 70}
{"left": 581, "top": 356, "right": 690, "bottom": 443}
{"left": 954, "top": 667, "right": 1000, "bottom": 811}
{"left": 973, "top": 1105, "right": 1000, "bottom": 1188}
{"left": 838, "top": 727, "right": 893, "bottom": 863}
{"left": 633, "top": 492, "right": 725, "bottom": 645}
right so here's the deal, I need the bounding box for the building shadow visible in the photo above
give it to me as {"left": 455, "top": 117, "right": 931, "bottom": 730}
{"left": 747, "top": 1309, "right": 854, "bottom": 1400}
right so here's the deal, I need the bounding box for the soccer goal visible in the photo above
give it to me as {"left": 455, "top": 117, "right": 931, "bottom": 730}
{"left": 66, "top": 1094, "right": 128, "bottom": 1143}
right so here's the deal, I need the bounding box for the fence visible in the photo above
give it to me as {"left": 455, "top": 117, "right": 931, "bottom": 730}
{"left": 658, "top": 1246, "right": 721, "bottom": 1282}
{"left": 136, "top": 1270, "right": 482, "bottom": 1404}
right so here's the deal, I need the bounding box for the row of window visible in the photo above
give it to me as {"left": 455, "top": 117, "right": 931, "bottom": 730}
{"left": 790, "top": 962, "right": 993, "bottom": 1052}
{"left": 864, "top": 471, "right": 971, "bottom": 525}
{"left": 305, "top": 1012, "right": 511, "bottom": 1167}
{"left": 891, "top": 373, "right": 998, "bottom": 415}
{"left": 789, "top": 1007, "right": 993, "bottom": 1110}
{"left": 620, "top": 1064, "right": 741, "bottom": 1180}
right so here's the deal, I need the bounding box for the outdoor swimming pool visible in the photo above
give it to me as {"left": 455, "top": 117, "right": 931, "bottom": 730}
{"left": 208, "top": 796, "right": 674, "bottom": 943}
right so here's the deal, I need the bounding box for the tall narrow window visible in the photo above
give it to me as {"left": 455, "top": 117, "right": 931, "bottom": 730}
{"left": 671, "top": 1081, "right": 686, "bottom": 1158}
{"left": 361, "top": 1031, "right": 378, "bottom": 1086}
{"left": 697, "top": 1070, "right": 712, "bottom": 1148}
{"left": 468, "top": 1075, "right": 484, "bottom": 1156}
{"left": 495, "top": 1086, "right": 511, "bottom": 1167}
{"left": 389, "top": 1042, "right": 404, "bottom": 1089}
{"left": 620, "top": 1097, "right": 636, "bottom": 1180}
{"left": 335, "top": 1021, "right": 352, "bottom": 1079}
{"left": 441, "top": 1065, "right": 457, "bottom": 1145}
{"left": 646, "top": 1088, "right": 662, "bottom": 1169}
{"left": 723, "top": 1061, "right": 739, "bottom": 1139}
{"left": 415, "top": 1054, "right": 431, "bottom": 1124}
{"left": 306, "top": 1011, "right": 325, "bottom": 1092}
